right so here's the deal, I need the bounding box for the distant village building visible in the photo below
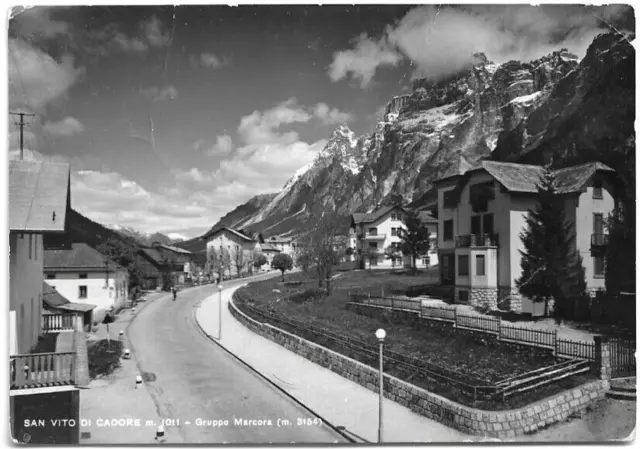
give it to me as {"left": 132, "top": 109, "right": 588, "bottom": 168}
{"left": 350, "top": 205, "right": 438, "bottom": 270}
{"left": 44, "top": 242, "right": 128, "bottom": 324}
{"left": 201, "top": 227, "right": 259, "bottom": 278}
{"left": 434, "top": 160, "right": 618, "bottom": 315}
{"left": 255, "top": 241, "right": 281, "bottom": 270}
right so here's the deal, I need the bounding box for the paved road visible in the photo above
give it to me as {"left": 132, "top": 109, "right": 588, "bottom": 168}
{"left": 128, "top": 277, "right": 346, "bottom": 444}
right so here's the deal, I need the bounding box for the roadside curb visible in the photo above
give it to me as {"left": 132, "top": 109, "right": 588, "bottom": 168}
{"left": 193, "top": 291, "right": 362, "bottom": 444}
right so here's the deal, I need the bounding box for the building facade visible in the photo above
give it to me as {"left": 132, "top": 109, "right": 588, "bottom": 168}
{"left": 44, "top": 243, "right": 128, "bottom": 324}
{"left": 435, "top": 161, "right": 618, "bottom": 314}
{"left": 202, "top": 227, "right": 259, "bottom": 278}
{"left": 9, "top": 160, "right": 83, "bottom": 444}
{"left": 350, "top": 205, "right": 439, "bottom": 270}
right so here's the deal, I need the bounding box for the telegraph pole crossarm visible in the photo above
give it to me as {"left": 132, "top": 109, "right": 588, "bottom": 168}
{"left": 9, "top": 111, "right": 36, "bottom": 160}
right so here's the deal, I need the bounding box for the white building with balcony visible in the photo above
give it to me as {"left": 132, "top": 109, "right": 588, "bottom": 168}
{"left": 434, "top": 160, "right": 619, "bottom": 314}
{"left": 349, "top": 205, "right": 438, "bottom": 270}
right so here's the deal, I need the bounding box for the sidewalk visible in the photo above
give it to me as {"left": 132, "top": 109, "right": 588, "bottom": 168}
{"left": 195, "top": 285, "right": 479, "bottom": 443}
{"left": 80, "top": 291, "right": 182, "bottom": 444}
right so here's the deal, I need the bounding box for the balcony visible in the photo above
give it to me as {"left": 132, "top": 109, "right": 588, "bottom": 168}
{"left": 359, "top": 233, "right": 387, "bottom": 241}
{"left": 42, "top": 314, "right": 76, "bottom": 333}
{"left": 591, "top": 233, "right": 609, "bottom": 247}
{"left": 591, "top": 233, "right": 609, "bottom": 255}
{"left": 455, "top": 233, "right": 499, "bottom": 248}
{"left": 10, "top": 352, "right": 76, "bottom": 390}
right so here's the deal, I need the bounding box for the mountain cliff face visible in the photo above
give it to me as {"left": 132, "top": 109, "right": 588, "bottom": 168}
{"left": 211, "top": 32, "right": 634, "bottom": 238}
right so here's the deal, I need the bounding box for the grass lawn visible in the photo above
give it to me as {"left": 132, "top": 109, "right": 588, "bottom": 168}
{"left": 88, "top": 339, "right": 124, "bottom": 379}
{"left": 237, "top": 269, "right": 596, "bottom": 410}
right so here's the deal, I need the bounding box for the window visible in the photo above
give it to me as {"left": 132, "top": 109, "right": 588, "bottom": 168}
{"left": 28, "top": 234, "right": 32, "bottom": 260}
{"left": 593, "top": 213, "right": 604, "bottom": 235}
{"left": 594, "top": 256, "right": 605, "bottom": 277}
{"left": 391, "top": 213, "right": 398, "bottom": 221}
{"left": 368, "top": 242, "right": 378, "bottom": 249}
{"left": 458, "top": 255, "right": 469, "bottom": 276}
{"left": 471, "top": 215, "right": 481, "bottom": 235}
{"left": 476, "top": 255, "right": 486, "bottom": 276}
{"left": 422, "top": 257, "right": 429, "bottom": 266}
{"left": 391, "top": 227, "right": 397, "bottom": 236}
{"left": 443, "top": 190, "right": 457, "bottom": 209}
{"left": 46, "top": 274, "right": 56, "bottom": 280}
{"left": 593, "top": 179, "right": 603, "bottom": 199}
{"left": 443, "top": 220, "right": 454, "bottom": 241}
{"left": 79, "top": 273, "right": 88, "bottom": 279}
{"left": 483, "top": 214, "right": 494, "bottom": 236}
{"left": 34, "top": 235, "right": 37, "bottom": 260}
{"left": 368, "top": 227, "right": 377, "bottom": 236}
{"left": 79, "top": 286, "right": 88, "bottom": 299}
{"left": 458, "top": 290, "right": 469, "bottom": 303}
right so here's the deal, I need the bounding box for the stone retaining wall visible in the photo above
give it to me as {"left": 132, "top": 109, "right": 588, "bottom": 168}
{"left": 230, "top": 293, "right": 608, "bottom": 438}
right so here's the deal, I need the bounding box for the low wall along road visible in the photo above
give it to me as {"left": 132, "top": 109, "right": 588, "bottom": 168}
{"left": 229, "top": 291, "right": 609, "bottom": 438}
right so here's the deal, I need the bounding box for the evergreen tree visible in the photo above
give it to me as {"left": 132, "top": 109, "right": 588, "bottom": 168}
{"left": 398, "top": 210, "right": 431, "bottom": 275}
{"left": 516, "top": 165, "right": 587, "bottom": 322}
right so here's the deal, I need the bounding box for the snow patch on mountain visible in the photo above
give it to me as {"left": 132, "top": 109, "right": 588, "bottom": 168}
{"left": 509, "top": 91, "right": 542, "bottom": 106}
{"left": 167, "top": 232, "right": 188, "bottom": 241}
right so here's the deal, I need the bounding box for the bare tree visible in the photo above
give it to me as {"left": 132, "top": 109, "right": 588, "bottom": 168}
{"left": 307, "top": 208, "right": 342, "bottom": 295}
{"left": 233, "top": 244, "right": 246, "bottom": 278}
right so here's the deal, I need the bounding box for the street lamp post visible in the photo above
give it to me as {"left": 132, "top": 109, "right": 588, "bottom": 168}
{"left": 218, "top": 284, "right": 223, "bottom": 340}
{"left": 375, "top": 328, "right": 386, "bottom": 444}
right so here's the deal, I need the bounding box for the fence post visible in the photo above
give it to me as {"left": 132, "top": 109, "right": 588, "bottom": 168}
{"left": 497, "top": 316, "right": 501, "bottom": 340}
{"left": 453, "top": 307, "right": 458, "bottom": 337}
{"left": 554, "top": 330, "right": 558, "bottom": 357}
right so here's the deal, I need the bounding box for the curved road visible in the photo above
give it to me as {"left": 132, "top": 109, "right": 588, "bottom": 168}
{"left": 128, "top": 279, "right": 346, "bottom": 444}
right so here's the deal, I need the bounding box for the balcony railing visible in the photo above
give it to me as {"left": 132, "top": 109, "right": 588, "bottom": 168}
{"left": 359, "top": 233, "right": 386, "bottom": 240}
{"left": 455, "top": 233, "right": 499, "bottom": 248}
{"left": 42, "top": 314, "right": 76, "bottom": 333}
{"left": 591, "top": 233, "right": 609, "bottom": 247}
{"left": 10, "top": 352, "right": 76, "bottom": 389}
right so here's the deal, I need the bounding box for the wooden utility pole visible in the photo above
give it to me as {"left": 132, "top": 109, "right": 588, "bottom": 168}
{"left": 10, "top": 112, "right": 35, "bottom": 160}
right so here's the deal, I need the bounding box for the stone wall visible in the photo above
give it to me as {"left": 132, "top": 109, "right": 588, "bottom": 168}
{"left": 498, "top": 287, "right": 523, "bottom": 313}
{"left": 230, "top": 293, "right": 608, "bottom": 438}
{"left": 470, "top": 287, "right": 498, "bottom": 310}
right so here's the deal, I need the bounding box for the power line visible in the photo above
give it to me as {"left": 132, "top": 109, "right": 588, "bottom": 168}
{"left": 10, "top": 111, "right": 35, "bottom": 160}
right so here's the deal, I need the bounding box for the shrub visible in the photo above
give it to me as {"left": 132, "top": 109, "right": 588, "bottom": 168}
{"left": 88, "top": 340, "right": 124, "bottom": 379}
{"left": 287, "top": 288, "right": 325, "bottom": 304}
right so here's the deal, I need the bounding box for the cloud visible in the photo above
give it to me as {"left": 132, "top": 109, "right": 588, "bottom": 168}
{"left": 87, "top": 15, "right": 171, "bottom": 55}
{"left": 196, "top": 52, "right": 229, "bottom": 70}
{"left": 313, "top": 103, "right": 353, "bottom": 124}
{"left": 8, "top": 38, "right": 85, "bottom": 111}
{"left": 329, "top": 4, "right": 634, "bottom": 86}
{"left": 140, "top": 15, "right": 171, "bottom": 48}
{"left": 71, "top": 170, "right": 215, "bottom": 234}
{"left": 9, "top": 6, "right": 70, "bottom": 41}
{"left": 210, "top": 135, "right": 233, "bottom": 155}
{"left": 238, "top": 97, "right": 312, "bottom": 146}
{"left": 328, "top": 33, "right": 402, "bottom": 88}
{"left": 140, "top": 85, "right": 178, "bottom": 102}
{"left": 43, "top": 116, "right": 84, "bottom": 136}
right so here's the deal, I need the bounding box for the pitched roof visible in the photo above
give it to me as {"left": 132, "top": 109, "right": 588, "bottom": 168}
{"left": 44, "top": 243, "right": 123, "bottom": 271}
{"left": 42, "top": 282, "right": 96, "bottom": 312}
{"left": 417, "top": 211, "right": 438, "bottom": 224}
{"left": 553, "top": 162, "right": 615, "bottom": 193}
{"left": 201, "top": 226, "right": 255, "bottom": 242}
{"left": 437, "top": 160, "right": 616, "bottom": 194}
{"left": 154, "top": 243, "right": 192, "bottom": 255}
{"left": 259, "top": 242, "right": 281, "bottom": 252}
{"left": 139, "top": 247, "right": 165, "bottom": 263}
{"left": 480, "top": 161, "right": 545, "bottom": 193}
{"left": 351, "top": 205, "right": 401, "bottom": 225}
{"left": 9, "top": 160, "right": 70, "bottom": 232}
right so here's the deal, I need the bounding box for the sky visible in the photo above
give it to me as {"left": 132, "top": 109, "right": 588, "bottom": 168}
{"left": 6, "top": 3, "right": 635, "bottom": 239}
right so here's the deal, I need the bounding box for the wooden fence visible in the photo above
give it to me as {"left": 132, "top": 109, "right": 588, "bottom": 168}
{"left": 349, "top": 295, "right": 602, "bottom": 361}
{"left": 10, "top": 352, "right": 76, "bottom": 389}
{"left": 610, "top": 338, "right": 636, "bottom": 378}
